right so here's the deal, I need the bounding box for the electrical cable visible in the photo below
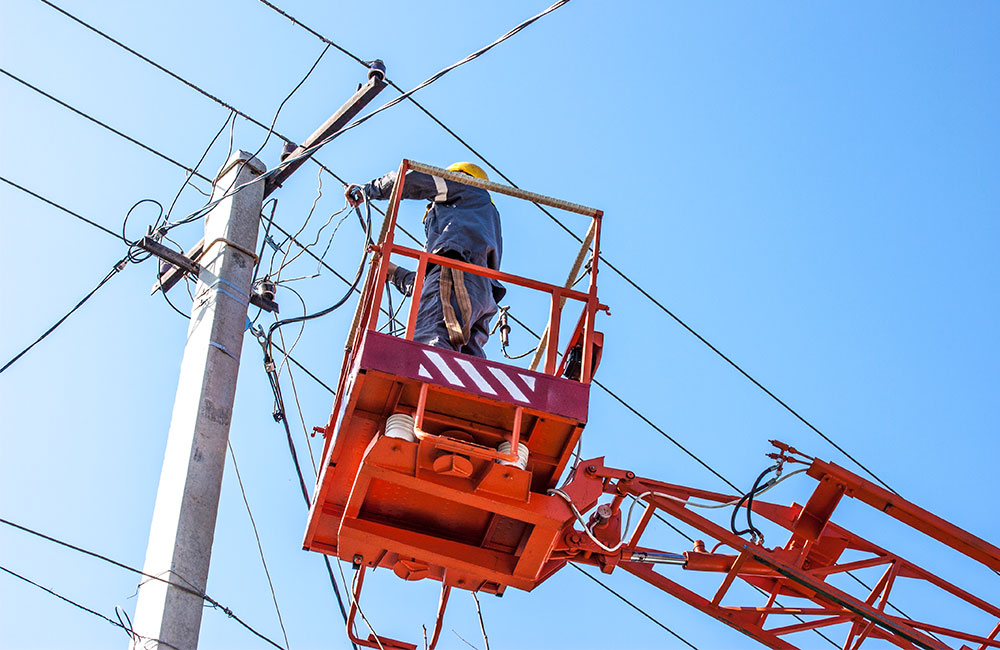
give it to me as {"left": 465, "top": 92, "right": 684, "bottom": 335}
{"left": 569, "top": 564, "right": 699, "bottom": 649}
{"left": 275, "top": 201, "right": 352, "bottom": 275}
{"left": 452, "top": 630, "right": 479, "bottom": 650}
{"left": 160, "top": 42, "right": 331, "bottom": 234}
{"left": 0, "top": 174, "right": 123, "bottom": 241}
{"left": 275, "top": 304, "right": 320, "bottom": 475}
{"left": 227, "top": 441, "right": 291, "bottom": 650}
{"left": 0, "top": 517, "right": 285, "bottom": 649}
{"left": 1, "top": 256, "right": 128, "bottom": 375}
{"left": 3, "top": 21, "right": 414, "bottom": 334}
{"left": 471, "top": 592, "right": 490, "bottom": 650}
{"left": 161, "top": 110, "right": 235, "bottom": 226}
{"left": 0, "top": 67, "right": 203, "bottom": 183}
{"left": 504, "top": 307, "right": 742, "bottom": 492}
{"left": 269, "top": 339, "right": 336, "bottom": 396}
{"left": 729, "top": 464, "right": 778, "bottom": 545}
{"left": 271, "top": 284, "right": 309, "bottom": 380}
{"left": 251, "top": 331, "right": 356, "bottom": 648}
{"left": 272, "top": 167, "right": 326, "bottom": 279}
{"left": 0, "top": 565, "right": 178, "bottom": 649}
{"left": 263, "top": 199, "right": 371, "bottom": 357}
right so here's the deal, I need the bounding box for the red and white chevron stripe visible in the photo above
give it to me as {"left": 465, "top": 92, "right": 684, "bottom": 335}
{"left": 416, "top": 349, "right": 537, "bottom": 403}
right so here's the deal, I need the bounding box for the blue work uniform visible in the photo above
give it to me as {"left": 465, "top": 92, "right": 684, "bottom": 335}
{"left": 363, "top": 169, "right": 504, "bottom": 358}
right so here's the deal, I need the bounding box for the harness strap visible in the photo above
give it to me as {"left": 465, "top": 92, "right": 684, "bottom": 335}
{"left": 439, "top": 266, "right": 472, "bottom": 347}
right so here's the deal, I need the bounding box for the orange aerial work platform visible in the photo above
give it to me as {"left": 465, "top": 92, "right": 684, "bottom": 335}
{"left": 301, "top": 161, "right": 1000, "bottom": 650}
{"left": 303, "top": 160, "right": 606, "bottom": 649}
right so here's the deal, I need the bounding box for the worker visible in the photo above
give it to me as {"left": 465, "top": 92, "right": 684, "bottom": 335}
{"left": 346, "top": 162, "right": 504, "bottom": 358}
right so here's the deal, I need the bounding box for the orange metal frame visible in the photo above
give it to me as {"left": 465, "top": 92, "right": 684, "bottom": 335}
{"left": 356, "top": 159, "right": 605, "bottom": 379}
{"left": 551, "top": 442, "right": 1000, "bottom": 650}
{"left": 302, "top": 160, "right": 999, "bottom": 650}
{"left": 304, "top": 160, "right": 607, "bottom": 650}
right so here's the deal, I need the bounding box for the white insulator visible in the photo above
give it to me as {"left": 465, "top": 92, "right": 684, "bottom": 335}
{"left": 384, "top": 413, "right": 416, "bottom": 442}
{"left": 497, "top": 441, "right": 529, "bottom": 470}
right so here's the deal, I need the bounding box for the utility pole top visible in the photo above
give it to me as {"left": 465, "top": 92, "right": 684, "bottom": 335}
{"left": 215, "top": 150, "right": 266, "bottom": 182}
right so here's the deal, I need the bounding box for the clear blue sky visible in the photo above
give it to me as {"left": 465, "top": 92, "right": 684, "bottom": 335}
{"left": 2, "top": 1, "right": 998, "bottom": 648}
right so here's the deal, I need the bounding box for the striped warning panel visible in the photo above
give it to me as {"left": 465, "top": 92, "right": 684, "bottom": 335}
{"left": 358, "top": 332, "right": 590, "bottom": 421}
{"left": 418, "top": 350, "right": 536, "bottom": 404}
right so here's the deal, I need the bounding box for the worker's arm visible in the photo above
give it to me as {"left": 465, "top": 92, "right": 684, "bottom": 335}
{"left": 348, "top": 170, "right": 455, "bottom": 205}
{"left": 379, "top": 259, "right": 414, "bottom": 297}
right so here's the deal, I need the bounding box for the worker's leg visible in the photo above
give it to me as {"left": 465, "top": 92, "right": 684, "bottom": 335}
{"left": 410, "top": 268, "right": 459, "bottom": 351}
{"left": 459, "top": 274, "right": 497, "bottom": 359}
{"left": 410, "top": 266, "right": 496, "bottom": 358}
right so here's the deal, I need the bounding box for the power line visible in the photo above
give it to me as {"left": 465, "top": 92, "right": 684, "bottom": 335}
{"left": 505, "top": 310, "right": 741, "bottom": 492}
{"left": 29, "top": 0, "right": 425, "bottom": 311}
{"left": 35, "top": 0, "right": 342, "bottom": 194}
{"left": 249, "top": 0, "right": 896, "bottom": 495}
{"left": 0, "top": 174, "right": 122, "bottom": 240}
{"left": 228, "top": 441, "right": 291, "bottom": 649}
{"left": 569, "top": 564, "right": 699, "bottom": 649}
{"left": 1, "top": 67, "right": 204, "bottom": 183}
{"left": 0, "top": 565, "right": 177, "bottom": 649}
{"left": 262, "top": 0, "right": 573, "bottom": 145}
{"left": 0, "top": 517, "right": 284, "bottom": 649}
{"left": 0, "top": 64, "right": 404, "bottom": 335}
{"left": 1, "top": 256, "right": 127, "bottom": 375}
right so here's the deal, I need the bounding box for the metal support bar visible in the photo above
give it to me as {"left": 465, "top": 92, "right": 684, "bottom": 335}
{"left": 407, "top": 160, "right": 602, "bottom": 218}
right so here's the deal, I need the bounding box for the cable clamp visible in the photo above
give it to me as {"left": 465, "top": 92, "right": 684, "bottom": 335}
{"left": 209, "top": 340, "right": 239, "bottom": 361}
{"left": 193, "top": 237, "right": 260, "bottom": 265}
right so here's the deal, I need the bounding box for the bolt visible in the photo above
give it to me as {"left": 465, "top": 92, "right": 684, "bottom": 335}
{"left": 625, "top": 471, "right": 635, "bottom": 480}
{"left": 570, "top": 533, "right": 582, "bottom": 545}
{"left": 586, "top": 464, "right": 597, "bottom": 475}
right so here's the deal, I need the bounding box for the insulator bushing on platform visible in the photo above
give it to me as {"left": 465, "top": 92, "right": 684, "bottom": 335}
{"left": 385, "top": 413, "right": 416, "bottom": 442}
{"left": 497, "top": 441, "right": 529, "bottom": 470}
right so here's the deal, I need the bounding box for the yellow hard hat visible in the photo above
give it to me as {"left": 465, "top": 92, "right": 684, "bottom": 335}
{"left": 446, "top": 161, "right": 488, "bottom": 181}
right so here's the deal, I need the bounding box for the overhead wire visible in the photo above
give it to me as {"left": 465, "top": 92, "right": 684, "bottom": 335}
{"left": 1, "top": 255, "right": 128, "bottom": 375}
{"left": 2, "top": 67, "right": 350, "bottom": 642}
{"left": 0, "top": 517, "right": 285, "bottom": 649}
{"left": 0, "top": 565, "right": 177, "bottom": 649}
{"left": 471, "top": 592, "right": 490, "bottom": 650}
{"left": 248, "top": 0, "right": 897, "bottom": 496}
{"left": 24, "top": 3, "right": 419, "bottom": 332}
{"left": 122, "top": 0, "right": 573, "bottom": 236}
{"left": 569, "top": 564, "right": 699, "bottom": 650}
{"left": 0, "top": 174, "right": 123, "bottom": 241}
{"left": 159, "top": 42, "right": 331, "bottom": 234}
{"left": 251, "top": 328, "right": 357, "bottom": 648}
{"left": 0, "top": 67, "right": 206, "bottom": 185}
{"left": 161, "top": 109, "right": 235, "bottom": 225}
{"left": 227, "top": 441, "right": 291, "bottom": 650}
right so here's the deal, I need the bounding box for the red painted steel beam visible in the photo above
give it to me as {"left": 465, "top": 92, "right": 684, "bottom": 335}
{"left": 745, "top": 546, "right": 951, "bottom": 650}
{"left": 808, "top": 459, "right": 1000, "bottom": 572}
{"left": 619, "top": 561, "right": 801, "bottom": 650}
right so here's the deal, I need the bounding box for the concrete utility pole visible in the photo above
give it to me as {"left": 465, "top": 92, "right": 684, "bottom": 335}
{"left": 131, "top": 151, "right": 266, "bottom": 650}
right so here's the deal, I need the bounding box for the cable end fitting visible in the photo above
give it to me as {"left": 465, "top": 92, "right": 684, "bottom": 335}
{"left": 366, "top": 59, "right": 386, "bottom": 81}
